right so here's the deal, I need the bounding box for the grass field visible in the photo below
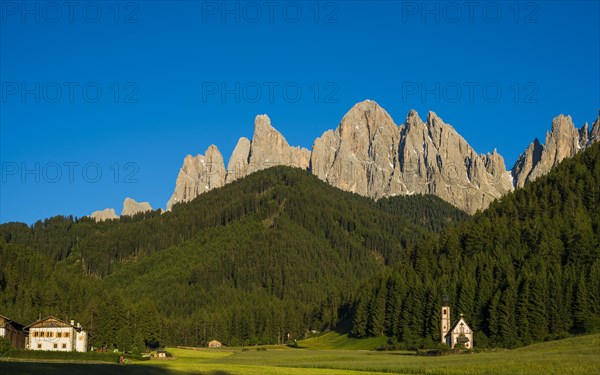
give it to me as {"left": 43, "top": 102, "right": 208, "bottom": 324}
{"left": 298, "top": 331, "right": 390, "bottom": 350}
{"left": 1, "top": 334, "right": 598, "bottom": 374}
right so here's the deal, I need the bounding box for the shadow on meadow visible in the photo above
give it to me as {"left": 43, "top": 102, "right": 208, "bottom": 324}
{"left": 0, "top": 361, "right": 240, "bottom": 375}
{"left": 0, "top": 362, "right": 172, "bottom": 375}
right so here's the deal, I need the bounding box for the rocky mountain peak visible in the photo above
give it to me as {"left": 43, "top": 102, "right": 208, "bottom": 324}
{"left": 247, "top": 114, "right": 310, "bottom": 175}
{"left": 590, "top": 110, "right": 600, "bottom": 143}
{"left": 254, "top": 114, "right": 275, "bottom": 134}
{"left": 511, "top": 114, "right": 588, "bottom": 188}
{"left": 405, "top": 109, "right": 424, "bottom": 128}
{"left": 579, "top": 122, "right": 589, "bottom": 148}
{"left": 396, "top": 110, "right": 513, "bottom": 213}
{"left": 167, "top": 115, "right": 309, "bottom": 209}
{"left": 426, "top": 110, "right": 439, "bottom": 125}
{"left": 162, "top": 101, "right": 594, "bottom": 215}
{"left": 121, "top": 197, "right": 152, "bottom": 217}
{"left": 166, "top": 145, "right": 227, "bottom": 210}
{"left": 311, "top": 100, "right": 399, "bottom": 197}
{"left": 89, "top": 208, "right": 119, "bottom": 222}
{"left": 226, "top": 137, "right": 251, "bottom": 183}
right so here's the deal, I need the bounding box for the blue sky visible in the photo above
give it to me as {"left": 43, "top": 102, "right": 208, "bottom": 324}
{"left": 1, "top": 0, "right": 599, "bottom": 224}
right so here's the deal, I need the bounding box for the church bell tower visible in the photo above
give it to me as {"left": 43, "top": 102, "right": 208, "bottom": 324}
{"left": 441, "top": 295, "right": 451, "bottom": 343}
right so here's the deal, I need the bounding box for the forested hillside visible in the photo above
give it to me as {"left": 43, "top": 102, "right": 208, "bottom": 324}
{"left": 351, "top": 142, "right": 600, "bottom": 348}
{"left": 0, "top": 167, "right": 465, "bottom": 349}
{"left": 2, "top": 143, "right": 598, "bottom": 351}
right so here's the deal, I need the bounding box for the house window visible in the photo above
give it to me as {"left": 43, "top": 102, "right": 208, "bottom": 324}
{"left": 57, "top": 332, "right": 62, "bottom": 338}
{"left": 64, "top": 332, "right": 69, "bottom": 338}
{"left": 62, "top": 343, "right": 67, "bottom": 349}
{"left": 443, "top": 310, "right": 447, "bottom": 315}
{"left": 49, "top": 332, "right": 54, "bottom": 338}
{"left": 37, "top": 344, "right": 41, "bottom": 349}
{"left": 53, "top": 343, "right": 57, "bottom": 349}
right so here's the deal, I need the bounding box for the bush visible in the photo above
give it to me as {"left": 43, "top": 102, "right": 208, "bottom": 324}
{"left": 123, "top": 353, "right": 150, "bottom": 361}
{"left": 0, "top": 337, "right": 12, "bottom": 356}
{"left": 376, "top": 337, "right": 403, "bottom": 351}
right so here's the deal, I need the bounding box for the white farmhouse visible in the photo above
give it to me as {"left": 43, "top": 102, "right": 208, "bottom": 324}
{"left": 25, "top": 316, "right": 88, "bottom": 352}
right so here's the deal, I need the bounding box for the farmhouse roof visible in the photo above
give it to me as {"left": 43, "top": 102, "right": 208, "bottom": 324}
{"left": 24, "top": 316, "right": 83, "bottom": 331}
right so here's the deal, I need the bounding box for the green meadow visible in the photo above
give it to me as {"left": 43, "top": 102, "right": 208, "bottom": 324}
{"left": 1, "top": 333, "right": 599, "bottom": 375}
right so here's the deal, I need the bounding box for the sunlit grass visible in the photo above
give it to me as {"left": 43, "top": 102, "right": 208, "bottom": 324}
{"left": 298, "top": 331, "right": 390, "bottom": 350}
{"left": 149, "top": 334, "right": 600, "bottom": 375}
{"left": 2, "top": 334, "right": 598, "bottom": 374}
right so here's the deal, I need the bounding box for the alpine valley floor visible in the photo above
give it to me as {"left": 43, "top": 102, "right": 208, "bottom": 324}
{"left": 1, "top": 333, "right": 598, "bottom": 375}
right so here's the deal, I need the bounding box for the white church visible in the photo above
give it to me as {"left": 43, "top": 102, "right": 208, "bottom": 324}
{"left": 441, "top": 297, "right": 473, "bottom": 349}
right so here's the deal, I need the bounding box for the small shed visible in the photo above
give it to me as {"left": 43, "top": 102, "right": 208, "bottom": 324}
{"left": 208, "top": 340, "right": 222, "bottom": 348}
{"left": 157, "top": 350, "right": 167, "bottom": 358}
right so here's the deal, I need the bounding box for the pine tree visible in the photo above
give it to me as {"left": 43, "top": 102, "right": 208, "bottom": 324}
{"left": 516, "top": 279, "right": 531, "bottom": 344}
{"left": 573, "top": 274, "right": 590, "bottom": 333}
{"left": 367, "top": 282, "right": 387, "bottom": 336}
{"left": 115, "top": 326, "right": 132, "bottom": 353}
{"left": 499, "top": 284, "right": 518, "bottom": 347}
{"left": 132, "top": 330, "right": 145, "bottom": 354}
{"left": 351, "top": 296, "right": 368, "bottom": 338}
{"left": 528, "top": 277, "right": 548, "bottom": 341}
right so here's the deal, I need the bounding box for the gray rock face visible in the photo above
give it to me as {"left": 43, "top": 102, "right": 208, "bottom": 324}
{"left": 578, "top": 123, "right": 589, "bottom": 148}
{"left": 397, "top": 110, "right": 513, "bottom": 214}
{"left": 246, "top": 115, "right": 311, "bottom": 175}
{"left": 311, "top": 100, "right": 399, "bottom": 197}
{"left": 311, "top": 101, "right": 513, "bottom": 214}
{"left": 166, "top": 145, "right": 227, "bottom": 210}
{"left": 121, "top": 197, "right": 152, "bottom": 217}
{"left": 511, "top": 115, "right": 582, "bottom": 188}
{"left": 165, "top": 101, "right": 595, "bottom": 215}
{"left": 89, "top": 208, "right": 119, "bottom": 222}
{"left": 167, "top": 115, "right": 309, "bottom": 209}
{"left": 590, "top": 111, "right": 600, "bottom": 143}
{"left": 511, "top": 139, "right": 543, "bottom": 189}
{"left": 225, "top": 137, "right": 251, "bottom": 183}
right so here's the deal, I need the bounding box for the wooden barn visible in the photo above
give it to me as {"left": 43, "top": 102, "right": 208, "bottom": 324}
{"left": 0, "top": 315, "right": 27, "bottom": 349}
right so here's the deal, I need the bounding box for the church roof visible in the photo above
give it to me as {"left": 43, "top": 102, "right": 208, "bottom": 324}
{"left": 444, "top": 315, "right": 472, "bottom": 338}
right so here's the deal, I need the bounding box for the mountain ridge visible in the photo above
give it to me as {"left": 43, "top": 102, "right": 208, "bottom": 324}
{"left": 90, "top": 101, "right": 598, "bottom": 217}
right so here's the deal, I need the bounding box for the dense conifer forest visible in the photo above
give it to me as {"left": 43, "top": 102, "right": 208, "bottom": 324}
{"left": 351, "top": 142, "right": 600, "bottom": 348}
{"left": 0, "top": 143, "right": 598, "bottom": 350}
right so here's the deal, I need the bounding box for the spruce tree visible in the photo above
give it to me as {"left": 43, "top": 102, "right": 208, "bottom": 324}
{"left": 573, "top": 274, "right": 590, "bottom": 333}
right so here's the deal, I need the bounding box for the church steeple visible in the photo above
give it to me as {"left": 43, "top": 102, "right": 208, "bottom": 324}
{"left": 441, "top": 296, "right": 451, "bottom": 343}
